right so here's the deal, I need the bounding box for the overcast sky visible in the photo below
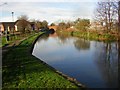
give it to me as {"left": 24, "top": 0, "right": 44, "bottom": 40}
{"left": 0, "top": 0, "right": 99, "bottom": 24}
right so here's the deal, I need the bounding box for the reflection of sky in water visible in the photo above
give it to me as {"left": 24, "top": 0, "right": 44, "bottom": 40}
{"left": 32, "top": 35, "right": 118, "bottom": 88}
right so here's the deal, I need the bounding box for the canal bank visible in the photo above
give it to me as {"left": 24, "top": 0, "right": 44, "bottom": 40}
{"left": 2, "top": 32, "right": 84, "bottom": 88}
{"left": 56, "top": 30, "right": 118, "bottom": 42}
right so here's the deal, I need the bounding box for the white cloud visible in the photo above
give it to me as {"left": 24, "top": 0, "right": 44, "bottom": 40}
{"left": 2, "top": 0, "right": 119, "bottom": 2}
{"left": 0, "top": 2, "right": 97, "bottom": 23}
{"left": 0, "top": 0, "right": 99, "bottom": 2}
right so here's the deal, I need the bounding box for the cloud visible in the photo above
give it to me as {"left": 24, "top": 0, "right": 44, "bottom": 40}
{"left": 4, "top": 0, "right": 119, "bottom": 3}
{"left": 1, "top": 0, "right": 99, "bottom": 2}
{"left": 0, "top": 2, "right": 97, "bottom": 23}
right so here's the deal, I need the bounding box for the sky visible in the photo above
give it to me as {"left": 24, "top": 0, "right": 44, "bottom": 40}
{"left": 0, "top": 0, "right": 99, "bottom": 24}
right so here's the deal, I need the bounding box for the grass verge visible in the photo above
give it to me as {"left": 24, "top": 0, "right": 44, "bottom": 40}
{"left": 1, "top": 31, "right": 37, "bottom": 47}
{"left": 2, "top": 32, "right": 80, "bottom": 88}
{"left": 72, "top": 31, "right": 117, "bottom": 42}
{"left": 56, "top": 30, "right": 117, "bottom": 42}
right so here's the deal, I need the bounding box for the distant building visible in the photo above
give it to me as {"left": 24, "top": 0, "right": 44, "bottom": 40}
{"left": 0, "top": 22, "right": 15, "bottom": 33}
{"left": 0, "top": 20, "right": 37, "bottom": 35}
{"left": 30, "top": 22, "right": 37, "bottom": 30}
{"left": 90, "top": 21, "right": 104, "bottom": 31}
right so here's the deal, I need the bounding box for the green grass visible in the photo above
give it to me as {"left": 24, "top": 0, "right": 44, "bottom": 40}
{"left": 1, "top": 34, "right": 21, "bottom": 47}
{"left": 58, "top": 30, "right": 117, "bottom": 42}
{"left": 1, "top": 31, "right": 37, "bottom": 47}
{"left": 2, "top": 32, "right": 80, "bottom": 88}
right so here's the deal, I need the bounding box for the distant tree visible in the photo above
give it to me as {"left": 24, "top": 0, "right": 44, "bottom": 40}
{"left": 75, "top": 18, "right": 90, "bottom": 31}
{"left": 35, "top": 20, "right": 48, "bottom": 30}
{"left": 74, "top": 18, "right": 81, "bottom": 24}
{"left": 42, "top": 20, "right": 48, "bottom": 28}
{"left": 57, "top": 22, "right": 66, "bottom": 30}
{"left": 18, "top": 15, "right": 28, "bottom": 21}
{"left": 50, "top": 23, "right": 55, "bottom": 26}
{"left": 66, "top": 22, "right": 74, "bottom": 28}
{"left": 35, "top": 20, "right": 43, "bottom": 30}
{"left": 57, "top": 21, "right": 75, "bottom": 31}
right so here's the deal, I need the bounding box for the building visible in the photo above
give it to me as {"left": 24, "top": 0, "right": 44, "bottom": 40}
{"left": 89, "top": 21, "right": 104, "bottom": 31}
{"left": 0, "top": 20, "right": 36, "bottom": 35}
{"left": 0, "top": 22, "right": 15, "bottom": 33}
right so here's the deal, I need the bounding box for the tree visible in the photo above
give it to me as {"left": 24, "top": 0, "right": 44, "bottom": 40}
{"left": 118, "top": 1, "right": 120, "bottom": 34}
{"left": 94, "top": 1, "right": 118, "bottom": 31}
{"left": 50, "top": 23, "right": 55, "bottom": 26}
{"left": 18, "top": 15, "right": 28, "bottom": 21}
{"left": 57, "top": 21, "right": 75, "bottom": 31}
{"left": 75, "top": 18, "right": 90, "bottom": 31}
{"left": 57, "top": 22, "right": 66, "bottom": 30}
{"left": 42, "top": 20, "right": 48, "bottom": 28}
{"left": 118, "top": 1, "right": 120, "bottom": 72}
{"left": 35, "top": 20, "right": 43, "bottom": 30}
{"left": 35, "top": 20, "right": 48, "bottom": 30}
{"left": 66, "top": 22, "right": 74, "bottom": 28}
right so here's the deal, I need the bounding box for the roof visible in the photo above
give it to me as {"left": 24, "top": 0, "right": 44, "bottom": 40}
{"left": 0, "top": 20, "right": 35, "bottom": 27}
{"left": 0, "top": 22, "right": 15, "bottom": 28}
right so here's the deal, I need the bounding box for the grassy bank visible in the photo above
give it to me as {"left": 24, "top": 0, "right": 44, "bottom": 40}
{"left": 1, "top": 31, "right": 37, "bottom": 47}
{"left": 57, "top": 30, "right": 117, "bottom": 42}
{"left": 73, "top": 31, "right": 117, "bottom": 41}
{"left": 2, "top": 32, "right": 80, "bottom": 88}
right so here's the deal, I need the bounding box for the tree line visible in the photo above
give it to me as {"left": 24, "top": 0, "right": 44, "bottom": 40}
{"left": 57, "top": 0, "right": 120, "bottom": 33}
{"left": 16, "top": 15, "right": 49, "bottom": 34}
{"left": 57, "top": 18, "right": 90, "bottom": 31}
{"left": 16, "top": 1, "right": 120, "bottom": 35}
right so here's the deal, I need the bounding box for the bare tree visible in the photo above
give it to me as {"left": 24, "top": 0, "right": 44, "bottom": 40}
{"left": 118, "top": 1, "right": 120, "bottom": 72}
{"left": 18, "top": 15, "right": 28, "bottom": 21}
{"left": 118, "top": 1, "right": 120, "bottom": 35}
{"left": 95, "top": 0, "right": 118, "bottom": 32}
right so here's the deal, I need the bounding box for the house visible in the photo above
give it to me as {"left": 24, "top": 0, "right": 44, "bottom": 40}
{"left": 0, "top": 20, "right": 37, "bottom": 35}
{"left": 0, "top": 22, "right": 16, "bottom": 33}
{"left": 89, "top": 21, "right": 104, "bottom": 31}
{"left": 15, "top": 20, "right": 37, "bottom": 31}
{"left": 30, "top": 22, "right": 37, "bottom": 30}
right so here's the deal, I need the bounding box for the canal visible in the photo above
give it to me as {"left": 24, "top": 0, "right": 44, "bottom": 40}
{"left": 32, "top": 33, "right": 118, "bottom": 88}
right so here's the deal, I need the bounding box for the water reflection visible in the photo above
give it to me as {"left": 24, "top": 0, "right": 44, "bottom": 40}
{"left": 74, "top": 38, "right": 90, "bottom": 51}
{"left": 37, "top": 33, "right": 49, "bottom": 43}
{"left": 94, "top": 42, "right": 118, "bottom": 87}
{"left": 32, "top": 33, "right": 118, "bottom": 88}
{"left": 57, "top": 34, "right": 71, "bottom": 45}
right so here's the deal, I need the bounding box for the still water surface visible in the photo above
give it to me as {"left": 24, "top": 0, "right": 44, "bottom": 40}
{"left": 32, "top": 33, "right": 118, "bottom": 88}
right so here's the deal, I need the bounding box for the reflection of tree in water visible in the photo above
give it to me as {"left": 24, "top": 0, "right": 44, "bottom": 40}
{"left": 94, "top": 42, "right": 118, "bottom": 87}
{"left": 37, "top": 33, "right": 49, "bottom": 43}
{"left": 57, "top": 33, "right": 71, "bottom": 45}
{"left": 74, "top": 38, "right": 90, "bottom": 51}
{"left": 118, "top": 40, "right": 120, "bottom": 84}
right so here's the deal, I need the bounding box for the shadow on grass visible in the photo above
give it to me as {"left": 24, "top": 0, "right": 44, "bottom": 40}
{"left": 2, "top": 46, "right": 51, "bottom": 87}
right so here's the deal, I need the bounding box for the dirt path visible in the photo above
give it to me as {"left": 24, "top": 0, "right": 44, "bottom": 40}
{"left": 2, "top": 37, "right": 27, "bottom": 57}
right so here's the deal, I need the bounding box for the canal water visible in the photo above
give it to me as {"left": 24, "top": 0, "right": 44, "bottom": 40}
{"left": 32, "top": 33, "right": 118, "bottom": 88}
